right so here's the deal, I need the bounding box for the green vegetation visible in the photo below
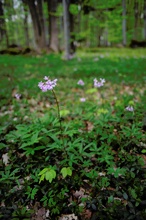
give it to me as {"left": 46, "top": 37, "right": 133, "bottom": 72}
{"left": 0, "top": 48, "right": 146, "bottom": 219}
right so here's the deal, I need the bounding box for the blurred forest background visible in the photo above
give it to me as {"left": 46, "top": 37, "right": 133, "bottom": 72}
{"left": 0, "top": 0, "right": 146, "bottom": 57}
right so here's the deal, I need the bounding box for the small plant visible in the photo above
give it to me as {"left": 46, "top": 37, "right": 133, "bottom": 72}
{"left": 38, "top": 76, "right": 73, "bottom": 182}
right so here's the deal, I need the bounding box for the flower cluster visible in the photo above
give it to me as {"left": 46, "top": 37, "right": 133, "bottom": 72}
{"left": 77, "top": 79, "right": 85, "bottom": 86}
{"left": 125, "top": 106, "right": 134, "bottom": 112}
{"left": 38, "top": 76, "right": 57, "bottom": 92}
{"left": 80, "top": 97, "right": 86, "bottom": 102}
{"left": 94, "top": 78, "right": 105, "bottom": 88}
{"left": 15, "top": 93, "right": 21, "bottom": 100}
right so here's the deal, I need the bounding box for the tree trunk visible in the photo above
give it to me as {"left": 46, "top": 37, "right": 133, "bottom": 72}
{"left": 0, "top": 0, "right": 5, "bottom": 41}
{"left": 63, "top": 0, "right": 71, "bottom": 60}
{"left": 0, "top": 0, "right": 9, "bottom": 47}
{"left": 104, "top": 28, "right": 108, "bottom": 46}
{"left": 6, "top": 0, "right": 19, "bottom": 45}
{"left": 26, "top": 0, "right": 46, "bottom": 51}
{"left": 144, "top": 0, "right": 146, "bottom": 40}
{"left": 134, "top": 0, "right": 139, "bottom": 40}
{"left": 122, "top": 0, "right": 127, "bottom": 46}
{"left": 70, "top": 12, "right": 76, "bottom": 54}
{"left": 23, "top": 3, "right": 29, "bottom": 47}
{"left": 47, "top": 0, "right": 59, "bottom": 52}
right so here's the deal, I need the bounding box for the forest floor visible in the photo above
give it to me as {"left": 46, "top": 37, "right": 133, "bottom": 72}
{"left": 0, "top": 48, "right": 146, "bottom": 220}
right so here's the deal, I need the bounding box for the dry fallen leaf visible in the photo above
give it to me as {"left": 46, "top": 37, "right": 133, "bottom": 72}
{"left": 2, "top": 153, "right": 9, "bottom": 165}
{"left": 73, "top": 188, "right": 85, "bottom": 199}
{"left": 59, "top": 213, "right": 78, "bottom": 220}
{"left": 80, "top": 209, "right": 92, "bottom": 220}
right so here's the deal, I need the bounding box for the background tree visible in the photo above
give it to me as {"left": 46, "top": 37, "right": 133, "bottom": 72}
{"left": 144, "top": 0, "right": 146, "bottom": 39}
{"left": 0, "top": 0, "right": 6, "bottom": 42}
{"left": 122, "top": 0, "right": 127, "bottom": 46}
{"left": 25, "top": 0, "right": 46, "bottom": 51}
{"left": 46, "top": 0, "right": 60, "bottom": 52}
{"left": 22, "top": 1, "right": 30, "bottom": 47}
{"left": 63, "top": 0, "right": 71, "bottom": 59}
{"left": 3, "top": 0, "right": 15, "bottom": 46}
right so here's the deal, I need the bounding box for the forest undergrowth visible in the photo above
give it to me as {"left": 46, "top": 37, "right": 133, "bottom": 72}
{"left": 0, "top": 48, "right": 146, "bottom": 220}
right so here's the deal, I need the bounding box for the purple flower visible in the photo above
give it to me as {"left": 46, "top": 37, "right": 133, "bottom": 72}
{"left": 125, "top": 106, "right": 134, "bottom": 112}
{"left": 38, "top": 77, "right": 57, "bottom": 92}
{"left": 100, "top": 78, "right": 105, "bottom": 84}
{"left": 15, "top": 93, "right": 21, "bottom": 99}
{"left": 77, "top": 79, "right": 85, "bottom": 86}
{"left": 80, "top": 97, "right": 86, "bottom": 102}
{"left": 44, "top": 76, "right": 49, "bottom": 80}
{"left": 94, "top": 78, "right": 105, "bottom": 88}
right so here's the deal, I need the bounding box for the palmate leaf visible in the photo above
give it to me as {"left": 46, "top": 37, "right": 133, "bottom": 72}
{"left": 61, "top": 167, "right": 72, "bottom": 178}
{"left": 38, "top": 168, "right": 48, "bottom": 176}
{"left": 19, "top": 130, "right": 42, "bottom": 149}
{"left": 45, "top": 170, "right": 56, "bottom": 183}
{"left": 38, "top": 168, "right": 56, "bottom": 183}
{"left": 31, "top": 188, "right": 39, "bottom": 200}
{"left": 39, "top": 174, "right": 45, "bottom": 183}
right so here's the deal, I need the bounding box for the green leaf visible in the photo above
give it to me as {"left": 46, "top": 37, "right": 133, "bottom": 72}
{"left": 34, "top": 146, "right": 46, "bottom": 150}
{"left": 130, "top": 172, "right": 135, "bottom": 178}
{"left": 61, "top": 167, "right": 72, "bottom": 178}
{"left": 25, "top": 148, "right": 35, "bottom": 156}
{"left": 45, "top": 171, "right": 53, "bottom": 182}
{"left": 31, "top": 132, "right": 39, "bottom": 143}
{"left": 86, "top": 88, "right": 97, "bottom": 94}
{"left": 39, "top": 168, "right": 56, "bottom": 183}
{"left": 39, "top": 174, "right": 45, "bottom": 183}
{"left": 61, "top": 167, "right": 68, "bottom": 178}
{"left": 108, "top": 195, "right": 114, "bottom": 203}
{"left": 45, "top": 169, "right": 56, "bottom": 183}
{"left": 38, "top": 168, "right": 48, "bottom": 176}
{"left": 131, "top": 189, "right": 137, "bottom": 199}
{"left": 123, "top": 192, "right": 128, "bottom": 200}
{"left": 51, "top": 169, "right": 56, "bottom": 178}
{"left": 141, "top": 149, "right": 146, "bottom": 153}
{"left": 60, "top": 109, "right": 70, "bottom": 117}
{"left": 66, "top": 167, "right": 72, "bottom": 176}
{"left": 0, "top": 143, "right": 7, "bottom": 149}
{"left": 97, "top": 108, "right": 108, "bottom": 115}
{"left": 31, "top": 188, "right": 38, "bottom": 200}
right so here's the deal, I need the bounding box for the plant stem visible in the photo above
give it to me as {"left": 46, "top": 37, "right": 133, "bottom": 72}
{"left": 52, "top": 89, "right": 68, "bottom": 160}
{"left": 52, "top": 89, "right": 62, "bottom": 133}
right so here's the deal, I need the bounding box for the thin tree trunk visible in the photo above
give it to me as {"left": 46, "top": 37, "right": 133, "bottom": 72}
{"left": 0, "top": 0, "right": 5, "bottom": 41}
{"left": 122, "top": 0, "right": 127, "bottom": 46}
{"left": 0, "top": 0, "right": 9, "bottom": 47}
{"left": 63, "top": 0, "right": 70, "bottom": 60}
{"left": 85, "top": 14, "right": 89, "bottom": 47}
{"left": 47, "top": 0, "right": 59, "bottom": 52}
{"left": 144, "top": 0, "right": 146, "bottom": 40}
{"left": 22, "top": 0, "right": 30, "bottom": 47}
{"left": 104, "top": 28, "right": 108, "bottom": 46}
{"left": 134, "top": 0, "right": 139, "bottom": 40}
{"left": 1, "top": 0, "right": 9, "bottom": 46}
{"left": 70, "top": 12, "right": 76, "bottom": 54}
{"left": 24, "top": 9, "right": 29, "bottom": 47}
{"left": 26, "top": 0, "right": 46, "bottom": 51}
{"left": 36, "top": 0, "right": 46, "bottom": 48}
